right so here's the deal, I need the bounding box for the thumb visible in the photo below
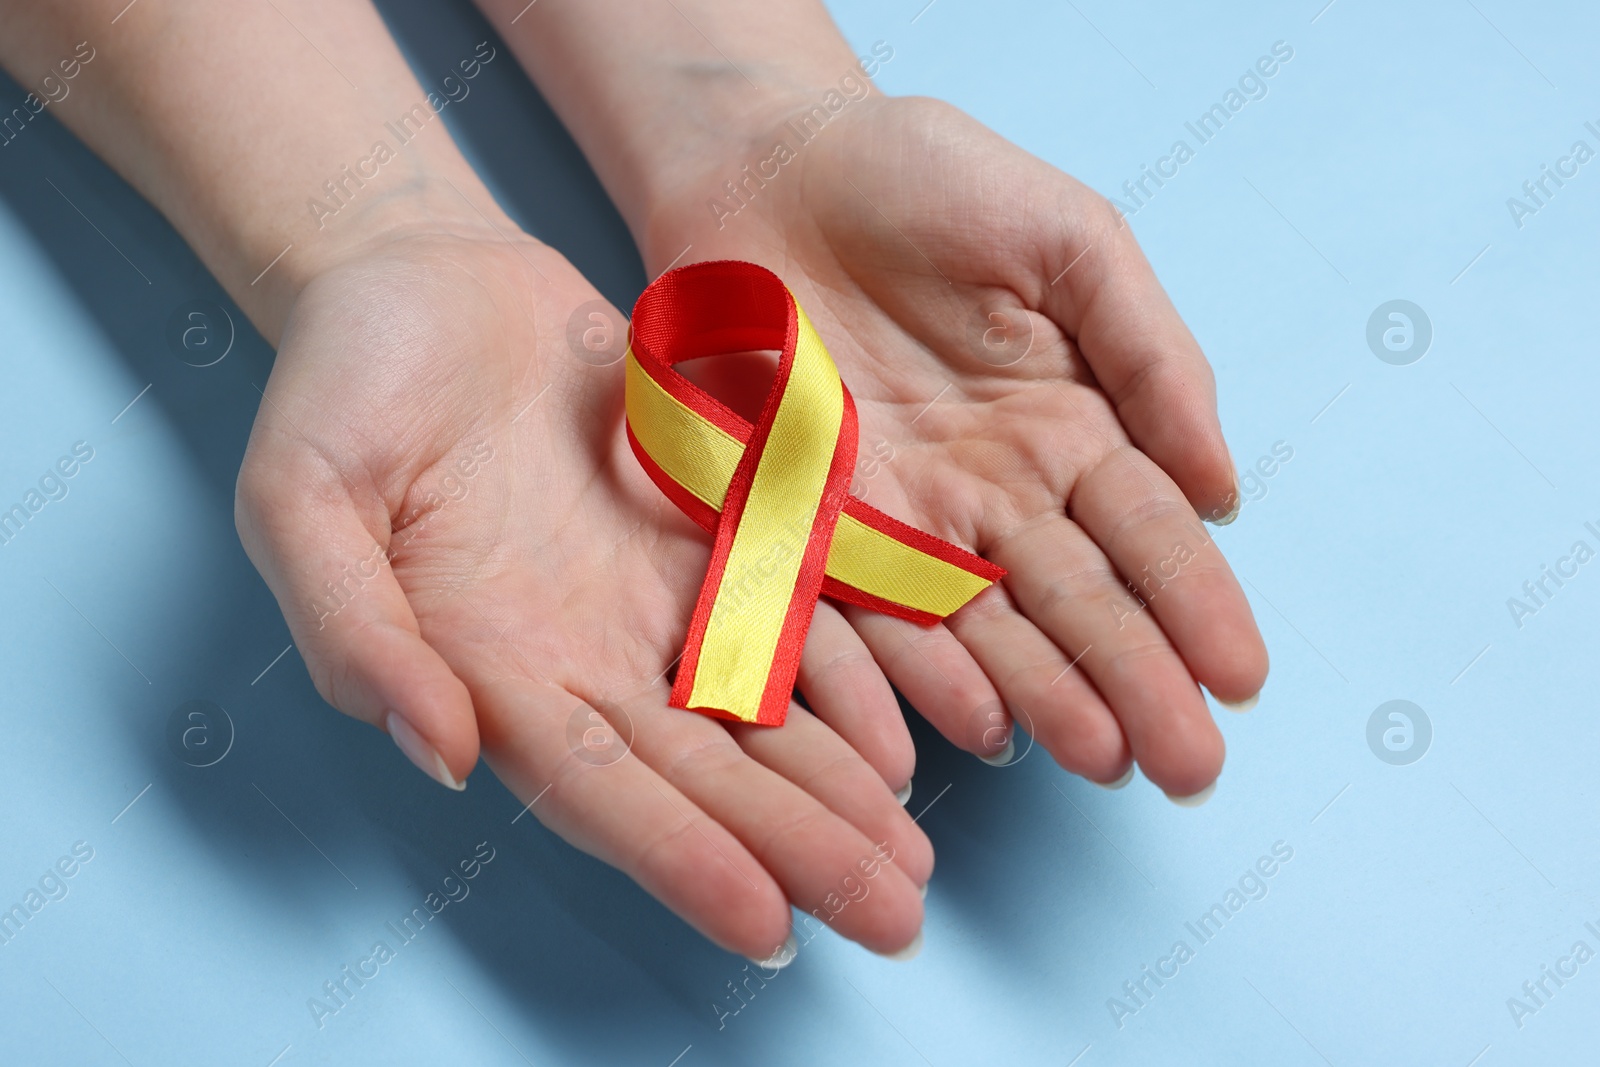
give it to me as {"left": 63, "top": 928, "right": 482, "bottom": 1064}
{"left": 235, "top": 443, "right": 479, "bottom": 790}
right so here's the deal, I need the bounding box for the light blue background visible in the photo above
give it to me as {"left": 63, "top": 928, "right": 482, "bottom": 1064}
{"left": 2, "top": 1, "right": 1596, "bottom": 1063}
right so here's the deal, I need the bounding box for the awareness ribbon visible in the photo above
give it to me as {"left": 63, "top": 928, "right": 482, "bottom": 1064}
{"left": 625, "top": 260, "right": 1004, "bottom": 726}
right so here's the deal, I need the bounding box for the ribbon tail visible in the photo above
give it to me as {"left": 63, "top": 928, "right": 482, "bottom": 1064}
{"left": 669, "top": 331, "right": 856, "bottom": 726}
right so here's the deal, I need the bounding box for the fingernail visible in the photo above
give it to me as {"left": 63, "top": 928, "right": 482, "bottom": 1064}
{"left": 1218, "top": 692, "right": 1259, "bottom": 714}
{"left": 1164, "top": 781, "right": 1216, "bottom": 808}
{"left": 1208, "top": 498, "right": 1242, "bottom": 526}
{"left": 1095, "top": 765, "right": 1136, "bottom": 790}
{"left": 877, "top": 929, "right": 923, "bottom": 962}
{"left": 747, "top": 932, "right": 798, "bottom": 971}
{"left": 1207, "top": 478, "right": 1242, "bottom": 526}
{"left": 894, "top": 780, "right": 913, "bottom": 806}
{"left": 918, "top": 881, "right": 928, "bottom": 900}
{"left": 386, "top": 711, "right": 465, "bottom": 791}
{"left": 978, "top": 735, "right": 1015, "bottom": 767}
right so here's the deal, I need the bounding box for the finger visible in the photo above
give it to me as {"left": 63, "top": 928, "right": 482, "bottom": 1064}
{"left": 727, "top": 703, "right": 933, "bottom": 890}
{"left": 796, "top": 601, "right": 915, "bottom": 793}
{"left": 235, "top": 443, "right": 478, "bottom": 789}
{"left": 842, "top": 606, "right": 1009, "bottom": 763}
{"left": 945, "top": 582, "right": 1131, "bottom": 785}
{"left": 1071, "top": 448, "right": 1269, "bottom": 704}
{"left": 1034, "top": 193, "right": 1238, "bottom": 522}
{"left": 616, "top": 688, "right": 924, "bottom": 955}
{"left": 988, "top": 512, "right": 1223, "bottom": 799}
{"left": 474, "top": 676, "right": 794, "bottom": 960}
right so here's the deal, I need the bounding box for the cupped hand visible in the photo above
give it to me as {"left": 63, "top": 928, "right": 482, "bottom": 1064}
{"left": 234, "top": 221, "right": 930, "bottom": 957}
{"left": 637, "top": 95, "right": 1269, "bottom": 799}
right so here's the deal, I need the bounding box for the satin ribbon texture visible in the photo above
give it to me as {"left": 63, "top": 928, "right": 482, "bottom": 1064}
{"left": 625, "top": 260, "right": 1005, "bottom": 726}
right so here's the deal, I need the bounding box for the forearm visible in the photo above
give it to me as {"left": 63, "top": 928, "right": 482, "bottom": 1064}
{"left": 0, "top": 0, "right": 511, "bottom": 343}
{"left": 473, "top": 0, "right": 875, "bottom": 258}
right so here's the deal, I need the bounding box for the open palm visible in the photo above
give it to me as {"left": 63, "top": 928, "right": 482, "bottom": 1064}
{"left": 640, "top": 96, "right": 1269, "bottom": 799}
{"left": 235, "top": 228, "right": 930, "bottom": 958}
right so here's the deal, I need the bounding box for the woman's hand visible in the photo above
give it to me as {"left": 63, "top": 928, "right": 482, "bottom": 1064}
{"left": 235, "top": 220, "right": 931, "bottom": 958}
{"left": 633, "top": 95, "right": 1269, "bottom": 800}
{"left": 482, "top": 0, "right": 1269, "bottom": 800}
{"left": 0, "top": 0, "right": 932, "bottom": 962}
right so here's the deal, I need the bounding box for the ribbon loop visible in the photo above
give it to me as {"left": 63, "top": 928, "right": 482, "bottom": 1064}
{"left": 627, "top": 261, "right": 1004, "bottom": 726}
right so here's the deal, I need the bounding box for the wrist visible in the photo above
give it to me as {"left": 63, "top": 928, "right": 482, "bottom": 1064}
{"left": 490, "top": 0, "right": 892, "bottom": 264}
{"left": 243, "top": 167, "right": 524, "bottom": 346}
{"left": 627, "top": 47, "right": 897, "bottom": 268}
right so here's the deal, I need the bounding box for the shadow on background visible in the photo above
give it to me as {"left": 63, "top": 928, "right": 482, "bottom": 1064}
{"left": 0, "top": 2, "right": 1104, "bottom": 1058}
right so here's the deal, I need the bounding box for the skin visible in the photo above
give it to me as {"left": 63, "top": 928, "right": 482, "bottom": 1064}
{"left": 0, "top": 0, "right": 929, "bottom": 959}
{"left": 478, "top": 0, "right": 1270, "bottom": 797}
{"left": 246, "top": 228, "right": 933, "bottom": 958}
{"left": 1, "top": 0, "right": 1269, "bottom": 961}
